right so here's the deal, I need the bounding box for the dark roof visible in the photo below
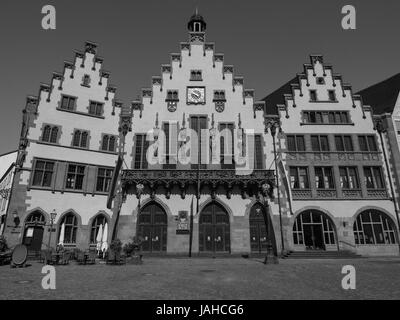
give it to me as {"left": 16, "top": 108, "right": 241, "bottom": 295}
{"left": 261, "top": 76, "right": 298, "bottom": 115}
{"left": 357, "top": 73, "right": 400, "bottom": 115}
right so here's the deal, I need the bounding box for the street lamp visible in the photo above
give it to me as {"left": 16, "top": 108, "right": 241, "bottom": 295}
{"left": 261, "top": 183, "right": 278, "bottom": 264}
{"left": 48, "top": 209, "right": 57, "bottom": 251}
{"left": 265, "top": 117, "right": 285, "bottom": 256}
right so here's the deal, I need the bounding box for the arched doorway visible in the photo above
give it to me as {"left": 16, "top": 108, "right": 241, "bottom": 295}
{"left": 137, "top": 202, "right": 167, "bottom": 253}
{"left": 293, "top": 210, "right": 336, "bottom": 250}
{"left": 249, "top": 203, "right": 268, "bottom": 253}
{"left": 353, "top": 209, "right": 398, "bottom": 245}
{"left": 199, "top": 202, "right": 230, "bottom": 253}
{"left": 23, "top": 211, "right": 46, "bottom": 251}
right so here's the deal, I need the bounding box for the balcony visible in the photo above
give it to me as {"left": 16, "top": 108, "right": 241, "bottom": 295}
{"left": 121, "top": 169, "right": 275, "bottom": 200}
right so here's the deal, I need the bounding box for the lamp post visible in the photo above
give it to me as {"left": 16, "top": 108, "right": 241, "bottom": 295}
{"left": 47, "top": 209, "right": 57, "bottom": 251}
{"left": 265, "top": 117, "right": 285, "bottom": 256}
{"left": 261, "top": 183, "right": 279, "bottom": 264}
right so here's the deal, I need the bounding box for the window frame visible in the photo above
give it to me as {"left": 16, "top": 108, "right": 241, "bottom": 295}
{"left": 31, "top": 159, "right": 55, "bottom": 188}
{"left": 134, "top": 134, "right": 150, "bottom": 169}
{"left": 311, "top": 135, "right": 330, "bottom": 152}
{"left": 339, "top": 166, "right": 360, "bottom": 190}
{"left": 358, "top": 135, "right": 378, "bottom": 152}
{"left": 190, "top": 70, "right": 203, "bottom": 81}
{"left": 286, "top": 135, "right": 306, "bottom": 152}
{"left": 314, "top": 166, "right": 335, "bottom": 190}
{"left": 88, "top": 100, "right": 104, "bottom": 117}
{"left": 96, "top": 167, "right": 113, "bottom": 193}
{"left": 65, "top": 164, "right": 86, "bottom": 190}
{"left": 353, "top": 210, "right": 398, "bottom": 245}
{"left": 100, "top": 134, "right": 117, "bottom": 153}
{"left": 363, "top": 166, "right": 385, "bottom": 190}
{"left": 334, "top": 135, "right": 354, "bottom": 152}
{"left": 60, "top": 95, "right": 77, "bottom": 111}
{"left": 58, "top": 213, "right": 78, "bottom": 245}
{"left": 72, "top": 129, "right": 90, "bottom": 149}
{"left": 289, "top": 166, "right": 310, "bottom": 190}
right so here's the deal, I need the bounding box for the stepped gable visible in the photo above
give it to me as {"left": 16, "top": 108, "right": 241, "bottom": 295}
{"left": 129, "top": 12, "right": 265, "bottom": 120}
{"left": 261, "top": 55, "right": 370, "bottom": 119}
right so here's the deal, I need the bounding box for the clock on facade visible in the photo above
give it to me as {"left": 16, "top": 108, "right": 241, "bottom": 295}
{"left": 187, "top": 87, "right": 205, "bottom": 105}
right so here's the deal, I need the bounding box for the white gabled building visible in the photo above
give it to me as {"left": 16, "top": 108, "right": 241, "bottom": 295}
{"left": 264, "top": 55, "right": 400, "bottom": 256}
{"left": 4, "top": 42, "right": 121, "bottom": 253}
{"left": 114, "top": 13, "right": 280, "bottom": 255}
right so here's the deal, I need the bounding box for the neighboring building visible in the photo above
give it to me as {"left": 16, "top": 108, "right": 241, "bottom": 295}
{"left": 357, "top": 74, "right": 400, "bottom": 231}
{"left": 264, "top": 56, "right": 399, "bottom": 256}
{"left": 3, "top": 42, "right": 121, "bottom": 252}
{"left": 0, "top": 151, "right": 18, "bottom": 236}
{"left": 114, "top": 13, "right": 279, "bottom": 255}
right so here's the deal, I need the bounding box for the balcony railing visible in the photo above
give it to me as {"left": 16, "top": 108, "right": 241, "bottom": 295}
{"left": 121, "top": 169, "right": 275, "bottom": 200}
{"left": 292, "top": 189, "right": 312, "bottom": 199}
{"left": 342, "top": 189, "right": 363, "bottom": 198}
{"left": 316, "top": 189, "right": 337, "bottom": 198}
{"left": 367, "top": 189, "right": 388, "bottom": 198}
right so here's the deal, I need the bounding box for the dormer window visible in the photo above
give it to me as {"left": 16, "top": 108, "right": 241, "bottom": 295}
{"left": 190, "top": 70, "right": 202, "bottom": 81}
{"left": 82, "top": 74, "right": 91, "bottom": 87}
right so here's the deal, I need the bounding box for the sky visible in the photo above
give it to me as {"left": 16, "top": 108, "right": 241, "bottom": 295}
{"left": 0, "top": 0, "right": 399, "bottom": 155}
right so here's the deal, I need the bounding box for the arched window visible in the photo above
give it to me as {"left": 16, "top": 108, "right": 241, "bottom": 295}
{"left": 50, "top": 127, "right": 58, "bottom": 143}
{"left": 353, "top": 210, "right": 398, "bottom": 245}
{"left": 81, "top": 132, "right": 88, "bottom": 148}
{"left": 101, "top": 135, "right": 117, "bottom": 152}
{"left": 102, "top": 135, "right": 109, "bottom": 151}
{"left": 73, "top": 130, "right": 81, "bottom": 146}
{"left": 59, "top": 213, "right": 78, "bottom": 244}
{"left": 42, "top": 125, "right": 51, "bottom": 142}
{"left": 73, "top": 130, "right": 89, "bottom": 148}
{"left": 293, "top": 210, "right": 336, "bottom": 250}
{"left": 109, "top": 136, "right": 116, "bottom": 152}
{"left": 90, "top": 215, "right": 107, "bottom": 244}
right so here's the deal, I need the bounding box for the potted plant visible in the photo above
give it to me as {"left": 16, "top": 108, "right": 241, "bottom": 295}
{"left": 123, "top": 236, "right": 143, "bottom": 265}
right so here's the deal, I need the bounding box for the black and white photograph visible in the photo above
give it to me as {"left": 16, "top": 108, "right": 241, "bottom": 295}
{"left": 0, "top": 0, "right": 400, "bottom": 308}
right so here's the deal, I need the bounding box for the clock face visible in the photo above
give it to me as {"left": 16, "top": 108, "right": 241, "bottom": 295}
{"left": 187, "top": 87, "right": 205, "bottom": 104}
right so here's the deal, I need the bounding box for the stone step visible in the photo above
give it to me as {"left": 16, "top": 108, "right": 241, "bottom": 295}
{"left": 282, "top": 250, "right": 363, "bottom": 259}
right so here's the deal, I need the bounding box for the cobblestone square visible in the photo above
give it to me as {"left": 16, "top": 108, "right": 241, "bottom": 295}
{"left": 1, "top": 257, "right": 399, "bottom": 300}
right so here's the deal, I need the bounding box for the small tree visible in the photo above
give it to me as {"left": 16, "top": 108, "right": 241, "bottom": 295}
{"left": 109, "top": 239, "right": 122, "bottom": 254}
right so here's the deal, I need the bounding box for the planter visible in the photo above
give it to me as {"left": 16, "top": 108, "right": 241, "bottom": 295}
{"left": 126, "top": 255, "right": 143, "bottom": 265}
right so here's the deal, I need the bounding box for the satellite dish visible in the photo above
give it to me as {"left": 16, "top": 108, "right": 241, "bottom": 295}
{"left": 11, "top": 244, "right": 28, "bottom": 267}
